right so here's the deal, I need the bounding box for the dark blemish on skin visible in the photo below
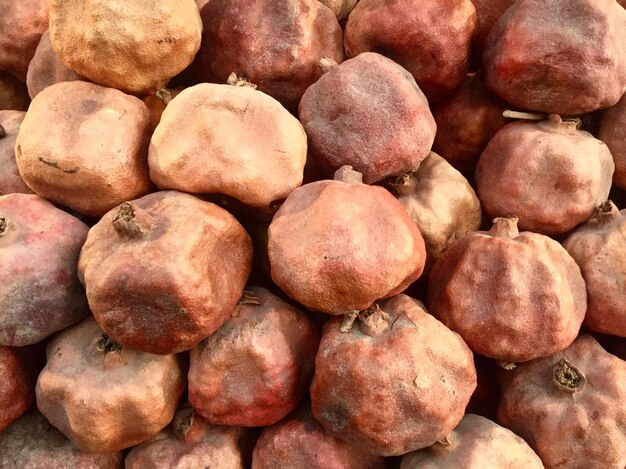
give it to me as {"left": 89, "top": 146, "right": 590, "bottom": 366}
{"left": 0, "top": 218, "right": 7, "bottom": 235}
{"left": 0, "top": 124, "right": 6, "bottom": 139}
{"left": 38, "top": 157, "right": 79, "bottom": 173}
{"left": 156, "top": 36, "right": 177, "bottom": 45}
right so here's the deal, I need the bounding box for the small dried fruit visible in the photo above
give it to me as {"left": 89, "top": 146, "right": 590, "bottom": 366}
{"left": 0, "top": 111, "right": 32, "bottom": 195}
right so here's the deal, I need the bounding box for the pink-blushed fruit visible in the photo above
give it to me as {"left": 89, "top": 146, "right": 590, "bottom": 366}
{"left": 0, "top": 193, "right": 89, "bottom": 346}
{"left": 599, "top": 94, "right": 626, "bottom": 189}
{"left": 299, "top": 52, "right": 436, "bottom": 184}
{"left": 0, "top": 111, "right": 32, "bottom": 195}
{"left": 0, "top": 346, "right": 34, "bottom": 431}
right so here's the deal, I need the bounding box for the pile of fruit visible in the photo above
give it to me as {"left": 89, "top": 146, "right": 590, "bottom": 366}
{"left": 1, "top": 0, "right": 626, "bottom": 467}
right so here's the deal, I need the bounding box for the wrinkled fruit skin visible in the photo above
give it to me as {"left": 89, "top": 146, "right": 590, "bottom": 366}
{"left": 126, "top": 408, "right": 245, "bottom": 469}
{"left": 344, "top": 0, "right": 476, "bottom": 102}
{"left": 189, "top": 287, "right": 319, "bottom": 427}
{"left": 311, "top": 295, "right": 477, "bottom": 456}
{"left": 78, "top": 191, "right": 253, "bottom": 354}
{"left": 563, "top": 202, "right": 626, "bottom": 337}
{"left": 387, "top": 152, "right": 482, "bottom": 272}
{"left": 15, "top": 81, "right": 153, "bottom": 217}
{"left": 26, "top": 30, "right": 82, "bottom": 99}
{"left": 428, "top": 218, "right": 587, "bottom": 363}
{"left": 476, "top": 115, "right": 614, "bottom": 236}
{"left": 299, "top": 52, "right": 436, "bottom": 184}
{"left": 149, "top": 83, "right": 307, "bottom": 210}
{"left": 199, "top": 0, "right": 344, "bottom": 111}
{"left": 599, "top": 94, "right": 626, "bottom": 189}
{"left": 0, "top": 346, "right": 34, "bottom": 432}
{"left": 252, "top": 407, "right": 385, "bottom": 469}
{"left": 0, "top": 111, "right": 32, "bottom": 195}
{"left": 49, "top": 0, "right": 202, "bottom": 94}
{"left": 483, "top": 0, "right": 626, "bottom": 115}
{"left": 0, "top": 0, "right": 49, "bottom": 81}
{"left": 36, "top": 317, "right": 186, "bottom": 453}
{"left": 268, "top": 172, "right": 426, "bottom": 314}
{"left": 0, "top": 194, "right": 89, "bottom": 346}
{"left": 400, "top": 414, "right": 544, "bottom": 469}
{"left": 498, "top": 335, "right": 626, "bottom": 469}
{"left": 0, "top": 411, "right": 122, "bottom": 468}
{"left": 431, "top": 73, "right": 508, "bottom": 172}
{"left": 0, "top": 72, "right": 30, "bottom": 111}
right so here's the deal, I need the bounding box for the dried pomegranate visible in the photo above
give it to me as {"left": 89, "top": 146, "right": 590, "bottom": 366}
{"left": 0, "top": 411, "right": 122, "bottom": 468}
{"left": 563, "top": 201, "right": 626, "bottom": 337}
{"left": 199, "top": 0, "right": 343, "bottom": 110}
{"left": 149, "top": 83, "right": 307, "bottom": 210}
{"left": 483, "top": 0, "right": 626, "bottom": 115}
{"left": 428, "top": 217, "right": 587, "bottom": 363}
{"left": 0, "top": 0, "right": 49, "bottom": 80}
{"left": 387, "top": 152, "right": 482, "bottom": 271}
{"left": 599, "top": 94, "right": 626, "bottom": 189}
{"left": 476, "top": 115, "right": 614, "bottom": 235}
{"left": 126, "top": 408, "right": 247, "bottom": 469}
{"left": 252, "top": 407, "right": 385, "bottom": 469}
{"left": 49, "top": 0, "right": 202, "bottom": 94}
{"left": 268, "top": 166, "right": 425, "bottom": 314}
{"left": 299, "top": 53, "right": 436, "bottom": 184}
{"left": 344, "top": 0, "right": 476, "bottom": 102}
{"left": 0, "top": 193, "right": 89, "bottom": 346}
{"left": 431, "top": 73, "right": 508, "bottom": 172}
{"left": 311, "top": 294, "right": 476, "bottom": 456}
{"left": 78, "top": 191, "right": 253, "bottom": 354}
{"left": 498, "top": 335, "right": 626, "bottom": 469}
{"left": 0, "top": 111, "right": 32, "bottom": 195}
{"left": 189, "top": 287, "right": 319, "bottom": 426}
{"left": 36, "top": 316, "right": 186, "bottom": 453}
{"left": 0, "top": 346, "right": 34, "bottom": 431}
{"left": 15, "top": 81, "right": 153, "bottom": 217}
{"left": 400, "top": 414, "right": 544, "bottom": 468}
{"left": 26, "top": 30, "right": 82, "bottom": 99}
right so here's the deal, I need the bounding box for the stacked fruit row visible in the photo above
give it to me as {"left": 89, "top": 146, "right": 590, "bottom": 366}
{"left": 1, "top": 0, "right": 625, "bottom": 468}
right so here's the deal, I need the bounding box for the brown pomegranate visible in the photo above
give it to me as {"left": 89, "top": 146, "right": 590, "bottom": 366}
{"left": 298, "top": 53, "right": 436, "bottom": 184}
{"left": 0, "top": 111, "right": 32, "bottom": 195}
{"left": 149, "top": 83, "right": 307, "bottom": 210}
{"left": 49, "top": 0, "right": 202, "bottom": 95}
{"left": 400, "top": 414, "right": 544, "bottom": 469}
{"left": 483, "top": 0, "right": 626, "bottom": 115}
{"left": 431, "top": 73, "right": 509, "bottom": 172}
{"left": 387, "top": 152, "right": 482, "bottom": 272}
{"left": 0, "top": 71, "right": 29, "bottom": 111}
{"left": 0, "top": 346, "right": 34, "bottom": 432}
{"left": 0, "top": 411, "right": 122, "bottom": 468}
{"left": 599, "top": 94, "right": 626, "bottom": 189}
{"left": 344, "top": 0, "right": 476, "bottom": 102}
{"left": 268, "top": 166, "right": 426, "bottom": 315}
{"left": 125, "top": 408, "right": 246, "bottom": 469}
{"left": 0, "top": 193, "right": 89, "bottom": 346}
{"left": 78, "top": 191, "right": 253, "bottom": 354}
{"left": 428, "top": 217, "right": 587, "bottom": 363}
{"left": 198, "top": 0, "right": 344, "bottom": 111}
{"left": 26, "top": 30, "right": 82, "bottom": 99}
{"left": 252, "top": 407, "right": 386, "bottom": 469}
{"left": 563, "top": 201, "right": 626, "bottom": 337}
{"left": 36, "top": 316, "right": 186, "bottom": 453}
{"left": 310, "top": 294, "right": 477, "bottom": 456}
{"left": 188, "top": 287, "right": 319, "bottom": 427}
{"left": 15, "top": 81, "right": 153, "bottom": 217}
{"left": 0, "top": 0, "right": 49, "bottom": 81}
{"left": 498, "top": 334, "right": 626, "bottom": 469}
{"left": 475, "top": 115, "right": 614, "bottom": 235}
